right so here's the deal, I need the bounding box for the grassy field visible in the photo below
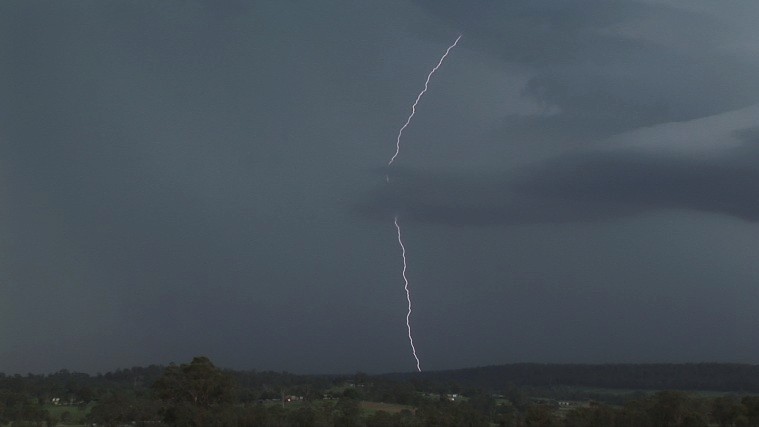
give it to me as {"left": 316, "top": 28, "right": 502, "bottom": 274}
{"left": 359, "top": 401, "right": 414, "bottom": 415}
{"left": 42, "top": 403, "right": 90, "bottom": 426}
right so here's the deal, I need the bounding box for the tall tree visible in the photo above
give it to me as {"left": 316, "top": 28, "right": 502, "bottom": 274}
{"left": 152, "top": 356, "right": 235, "bottom": 426}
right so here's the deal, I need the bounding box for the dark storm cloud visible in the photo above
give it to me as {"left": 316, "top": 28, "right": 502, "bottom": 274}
{"left": 414, "top": 0, "right": 759, "bottom": 144}
{"left": 354, "top": 1, "right": 759, "bottom": 226}
{"left": 359, "top": 126, "right": 759, "bottom": 225}
{"left": 0, "top": 0, "right": 412, "bottom": 373}
{"left": 518, "top": 132, "right": 759, "bottom": 222}
{"left": 357, "top": 167, "right": 642, "bottom": 226}
{"left": 415, "top": 0, "right": 658, "bottom": 63}
{"left": 5, "top": 0, "right": 759, "bottom": 375}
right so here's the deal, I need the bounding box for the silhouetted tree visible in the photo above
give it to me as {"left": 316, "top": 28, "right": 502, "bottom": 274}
{"left": 152, "top": 356, "right": 236, "bottom": 426}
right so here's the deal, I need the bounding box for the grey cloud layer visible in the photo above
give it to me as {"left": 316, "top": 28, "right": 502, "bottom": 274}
{"left": 4, "top": 0, "right": 759, "bottom": 374}
{"left": 359, "top": 125, "right": 759, "bottom": 225}
{"left": 357, "top": 1, "right": 759, "bottom": 226}
{"left": 414, "top": 0, "right": 759, "bottom": 149}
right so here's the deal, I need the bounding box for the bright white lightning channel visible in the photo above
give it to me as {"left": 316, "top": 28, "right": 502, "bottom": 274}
{"left": 394, "top": 216, "right": 421, "bottom": 372}
{"left": 388, "top": 34, "right": 462, "bottom": 166}
{"left": 387, "top": 34, "right": 462, "bottom": 371}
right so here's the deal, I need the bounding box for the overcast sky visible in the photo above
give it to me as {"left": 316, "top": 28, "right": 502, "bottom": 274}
{"left": 3, "top": 0, "right": 759, "bottom": 375}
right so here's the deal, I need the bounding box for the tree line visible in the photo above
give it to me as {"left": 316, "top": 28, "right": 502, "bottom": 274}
{"left": 3, "top": 358, "right": 759, "bottom": 426}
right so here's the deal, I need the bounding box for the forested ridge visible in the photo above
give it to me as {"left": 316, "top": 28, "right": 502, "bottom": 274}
{"left": 3, "top": 359, "right": 759, "bottom": 426}
{"left": 383, "top": 363, "right": 759, "bottom": 393}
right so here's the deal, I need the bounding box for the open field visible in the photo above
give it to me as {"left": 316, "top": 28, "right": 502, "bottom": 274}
{"left": 42, "top": 403, "right": 89, "bottom": 426}
{"left": 359, "top": 400, "right": 414, "bottom": 414}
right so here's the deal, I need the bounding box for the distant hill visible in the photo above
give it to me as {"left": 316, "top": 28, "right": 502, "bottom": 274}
{"left": 381, "top": 363, "right": 759, "bottom": 393}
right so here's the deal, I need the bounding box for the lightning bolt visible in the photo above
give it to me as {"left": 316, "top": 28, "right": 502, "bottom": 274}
{"left": 387, "top": 35, "right": 461, "bottom": 371}
{"left": 388, "top": 34, "right": 462, "bottom": 166}
{"left": 394, "top": 216, "right": 421, "bottom": 372}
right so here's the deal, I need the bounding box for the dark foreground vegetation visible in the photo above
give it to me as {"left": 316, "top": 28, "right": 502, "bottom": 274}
{"left": 3, "top": 358, "right": 759, "bottom": 426}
